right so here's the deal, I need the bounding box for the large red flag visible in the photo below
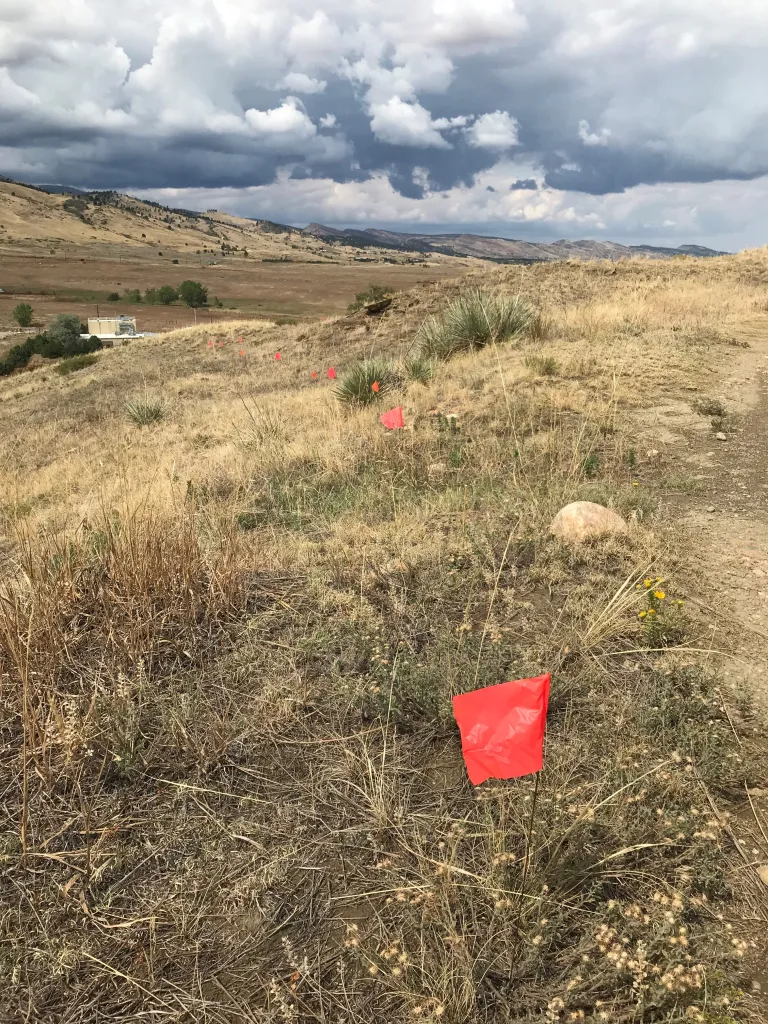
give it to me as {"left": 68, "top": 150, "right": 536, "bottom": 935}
{"left": 327, "top": 367, "right": 336, "bottom": 380}
{"left": 452, "top": 674, "right": 550, "bottom": 784}
{"left": 380, "top": 406, "right": 405, "bottom": 430}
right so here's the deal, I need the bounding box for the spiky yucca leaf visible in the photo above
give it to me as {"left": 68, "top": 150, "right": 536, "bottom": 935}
{"left": 417, "top": 290, "right": 535, "bottom": 360}
{"left": 334, "top": 360, "right": 400, "bottom": 406}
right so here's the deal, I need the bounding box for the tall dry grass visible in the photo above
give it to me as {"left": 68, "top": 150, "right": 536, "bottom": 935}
{"left": 1, "top": 251, "right": 767, "bottom": 1022}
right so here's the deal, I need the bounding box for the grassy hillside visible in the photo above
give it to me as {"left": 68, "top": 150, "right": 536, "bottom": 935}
{"left": 1, "top": 254, "right": 767, "bottom": 1022}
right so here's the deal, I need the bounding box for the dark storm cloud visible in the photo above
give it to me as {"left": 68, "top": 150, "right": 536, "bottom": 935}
{"left": 1, "top": 0, "right": 768, "bottom": 246}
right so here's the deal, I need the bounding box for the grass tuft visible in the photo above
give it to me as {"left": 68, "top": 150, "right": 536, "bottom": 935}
{"left": 401, "top": 354, "right": 437, "bottom": 385}
{"left": 524, "top": 353, "right": 560, "bottom": 376}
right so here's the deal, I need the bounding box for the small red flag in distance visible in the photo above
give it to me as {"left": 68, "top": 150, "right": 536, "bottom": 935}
{"left": 452, "top": 674, "right": 551, "bottom": 785}
{"left": 327, "top": 366, "right": 336, "bottom": 380}
{"left": 219, "top": 340, "right": 223, "bottom": 348}
{"left": 371, "top": 380, "right": 380, "bottom": 393}
{"left": 380, "top": 406, "right": 405, "bottom": 429}
{"left": 207, "top": 340, "right": 213, "bottom": 348}
{"left": 275, "top": 352, "right": 281, "bottom": 361}
{"left": 239, "top": 349, "right": 245, "bottom": 356}
{"left": 311, "top": 371, "right": 317, "bottom": 379}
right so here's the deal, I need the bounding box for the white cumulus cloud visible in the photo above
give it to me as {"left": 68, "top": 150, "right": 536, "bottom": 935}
{"left": 466, "top": 111, "right": 520, "bottom": 150}
{"left": 369, "top": 97, "right": 451, "bottom": 148}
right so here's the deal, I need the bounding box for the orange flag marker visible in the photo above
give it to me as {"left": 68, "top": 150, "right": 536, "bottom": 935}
{"left": 327, "top": 366, "right": 336, "bottom": 380}
{"left": 371, "top": 380, "right": 380, "bottom": 393}
{"left": 453, "top": 674, "right": 551, "bottom": 784}
{"left": 380, "top": 406, "right": 405, "bottom": 429}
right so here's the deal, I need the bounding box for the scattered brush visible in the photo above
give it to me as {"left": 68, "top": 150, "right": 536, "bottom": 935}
{"left": 125, "top": 394, "right": 166, "bottom": 426}
{"left": 335, "top": 359, "right": 400, "bottom": 405}
{"left": 401, "top": 354, "right": 436, "bottom": 386}
{"left": 54, "top": 353, "right": 99, "bottom": 376}
{"left": 417, "top": 288, "right": 535, "bottom": 360}
{"left": 524, "top": 353, "right": 560, "bottom": 376}
{"left": 692, "top": 396, "right": 726, "bottom": 418}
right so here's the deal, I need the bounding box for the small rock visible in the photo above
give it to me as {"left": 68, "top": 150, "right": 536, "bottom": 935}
{"left": 549, "top": 502, "right": 628, "bottom": 544}
{"left": 706, "top": 506, "right": 715, "bottom": 513}
{"left": 757, "top": 864, "right": 768, "bottom": 887}
{"left": 748, "top": 788, "right": 768, "bottom": 799}
{"left": 715, "top": 432, "right": 727, "bottom": 440}
{"left": 427, "top": 462, "right": 447, "bottom": 479}
{"left": 646, "top": 448, "right": 660, "bottom": 459}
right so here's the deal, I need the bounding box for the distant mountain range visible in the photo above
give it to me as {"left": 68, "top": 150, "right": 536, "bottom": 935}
{"left": 304, "top": 223, "right": 730, "bottom": 262}
{"left": 2, "top": 177, "right": 731, "bottom": 264}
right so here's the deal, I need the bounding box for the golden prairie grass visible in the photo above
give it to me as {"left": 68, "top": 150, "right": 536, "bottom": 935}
{"left": 1, "top": 252, "right": 767, "bottom": 1022}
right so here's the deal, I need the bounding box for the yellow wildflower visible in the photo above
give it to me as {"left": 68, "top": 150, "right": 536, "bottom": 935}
{"left": 654, "top": 590, "right": 666, "bottom": 600}
{"left": 638, "top": 611, "right": 647, "bottom": 619}
{"left": 644, "top": 579, "right": 653, "bottom": 588}
{"left": 647, "top": 609, "right": 656, "bottom": 615}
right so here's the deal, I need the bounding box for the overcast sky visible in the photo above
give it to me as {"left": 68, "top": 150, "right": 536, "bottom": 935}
{"left": 2, "top": 0, "right": 767, "bottom": 249}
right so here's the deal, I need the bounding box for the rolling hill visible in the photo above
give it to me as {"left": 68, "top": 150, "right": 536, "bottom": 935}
{"left": 304, "top": 223, "right": 731, "bottom": 262}
{"left": 0, "top": 178, "right": 449, "bottom": 266}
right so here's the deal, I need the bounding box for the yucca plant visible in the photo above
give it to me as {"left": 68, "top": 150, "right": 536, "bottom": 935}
{"left": 417, "top": 289, "right": 535, "bottom": 360}
{"left": 125, "top": 395, "right": 166, "bottom": 426}
{"left": 401, "top": 354, "right": 436, "bottom": 386}
{"left": 334, "top": 360, "right": 399, "bottom": 406}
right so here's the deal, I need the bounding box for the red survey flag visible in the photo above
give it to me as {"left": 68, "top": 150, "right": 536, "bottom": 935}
{"left": 219, "top": 340, "right": 223, "bottom": 348}
{"left": 380, "top": 406, "right": 405, "bottom": 430}
{"left": 452, "top": 674, "right": 550, "bottom": 785}
{"left": 275, "top": 351, "right": 281, "bottom": 361}
{"left": 327, "top": 367, "right": 336, "bottom": 380}
{"left": 371, "top": 380, "right": 380, "bottom": 393}
{"left": 207, "top": 340, "right": 213, "bottom": 348}
{"left": 311, "top": 371, "right": 317, "bottom": 379}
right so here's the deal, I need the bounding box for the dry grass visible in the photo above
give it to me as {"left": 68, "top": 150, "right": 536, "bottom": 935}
{"left": 1, "top": 251, "right": 768, "bottom": 1022}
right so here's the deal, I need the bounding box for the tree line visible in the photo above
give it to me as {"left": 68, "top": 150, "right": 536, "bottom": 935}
{"left": 106, "top": 281, "right": 218, "bottom": 308}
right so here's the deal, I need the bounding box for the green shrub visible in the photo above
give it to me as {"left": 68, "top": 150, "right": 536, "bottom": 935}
{"left": 123, "top": 288, "right": 142, "bottom": 303}
{"left": 401, "top": 354, "right": 436, "bottom": 385}
{"left": 55, "top": 353, "right": 99, "bottom": 376}
{"left": 157, "top": 285, "right": 178, "bottom": 305}
{"left": 0, "top": 321, "right": 102, "bottom": 376}
{"left": 0, "top": 337, "right": 35, "bottom": 375}
{"left": 417, "top": 289, "right": 534, "bottom": 360}
{"left": 12, "top": 303, "right": 33, "bottom": 328}
{"left": 107, "top": 292, "right": 120, "bottom": 302}
{"left": 334, "top": 360, "right": 399, "bottom": 406}
{"left": 347, "top": 284, "right": 393, "bottom": 312}
{"left": 125, "top": 396, "right": 166, "bottom": 426}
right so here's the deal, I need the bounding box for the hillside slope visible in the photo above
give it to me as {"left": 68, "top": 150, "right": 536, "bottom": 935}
{"left": 0, "top": 178, "right": 456, "bottom": 266}
{"left": 1, "top": 252, "right": 766, "bottom": 1022}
